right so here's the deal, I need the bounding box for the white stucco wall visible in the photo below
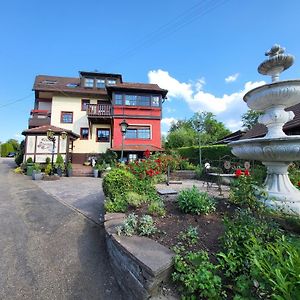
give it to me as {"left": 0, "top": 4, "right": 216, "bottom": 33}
{"left": 51, "top": 95, "right": 111, "bottom": 154}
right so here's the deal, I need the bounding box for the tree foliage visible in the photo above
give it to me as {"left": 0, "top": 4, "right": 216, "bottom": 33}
{"left": 166, "top": 112, "right": 231, "bottom": 149}
{"left": 241, "top": 110, "right": 262, "bottom": 130}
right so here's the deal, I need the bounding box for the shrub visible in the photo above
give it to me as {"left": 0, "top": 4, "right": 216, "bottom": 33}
{"left": 44, "top": 164, "right": 52, "bottom": 175}
{"left": 26, "top": 157, "right": 33, "bottom": 164}
{"left": 248, "top": 235, "right": 300, "bottom": 299}
{"left": 177, "top": 186, "right": 215, "bottom": 215}
{"left": 126, "top": 192, "right": 147, "bottom": 208}
{"left": 14, "top": 140, "right": 25, "bottom": 166}
{"left": 230, "top": 175, "right": 268, "bottom": 211}
{"left": 138, "top": 215, "right": 157, "bottom": 236}
{"left": 14, "top": 167, "right": 23, "bottom": 174}
{"left": 251, "top": 164, "right": 267, "bottom": 185}
{"left": 179, "top": 226, "right": 199, "bottom": 245}
{"left": 32, "top": 163, "right": 41, "bottom": 172}
{"left": 172, "top": 246, "right": 223, "bottom": 299}
{"left": 55, "top": 154, "right": 65, "bottom": 171}
{"left": 102, "top": 168, "right": 136, "bottom": 200}
{"left": 147, "top": 201, "right": 166, "bottom": 217}
{"left": 45, "top": 157, "right": 51, "bottom": 164}
{"left": 104, "top": 196, "right": 128, "bottom": 213}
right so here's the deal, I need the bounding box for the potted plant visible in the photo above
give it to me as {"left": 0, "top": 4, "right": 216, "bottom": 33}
{"left": 26, "top": 157, "right": 34, "bottom": 176}
{"left": 55, "top": 154, "right": 65, "bottom": 177}
{"left": 66, "top": 162, "right": 73, "bottom": 177}
{"left": 97, "top": 162, "right": 107, "bottom": 178}
{"left": 32, "top": 163, "right": 43, "bottom": 180}
{"left": 93, "top": 165, "right": 99, "bottom": 178}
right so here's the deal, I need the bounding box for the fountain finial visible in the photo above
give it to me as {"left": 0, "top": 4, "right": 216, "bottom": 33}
{"left": 258, "top": 44, "right": 294, "bottom": 82}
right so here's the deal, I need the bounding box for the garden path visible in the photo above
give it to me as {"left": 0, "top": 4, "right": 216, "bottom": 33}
{"left": 0, "top": 158, "right": 122, "bottom": 300}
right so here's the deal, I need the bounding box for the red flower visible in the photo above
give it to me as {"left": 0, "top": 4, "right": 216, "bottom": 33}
{"left": 244, "top": 169, "right": 250, "bottom": 176}
{"left": 235, "top": 169, "right": 243, "bottom": 177}
{"left": 298, "top": 181, "right": 300, "bottom": 187}
{"left": 144, "top": 149, "right": 151, "bottom": 159}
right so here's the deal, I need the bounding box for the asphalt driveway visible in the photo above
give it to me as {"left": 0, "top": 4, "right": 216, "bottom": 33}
{"left": 0, "top": 158, "right": 122, "bottom": 300}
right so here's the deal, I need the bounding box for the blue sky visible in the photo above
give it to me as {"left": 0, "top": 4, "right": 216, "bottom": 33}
{"left": 1, "top": 0, "right": 300, "bottom": 142}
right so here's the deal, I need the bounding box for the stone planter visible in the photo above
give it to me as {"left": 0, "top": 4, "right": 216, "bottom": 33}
{"left": 32, "top": 171, "right": 43, "bottom": 180}
{"left": 56, "top": 167, "right": 63, "bottom": 177}
{"left": 93, "top": 169, "right": 99, "bottom": 178}
{"left": 104, "top": 213, "right": 174, "bottom": 300}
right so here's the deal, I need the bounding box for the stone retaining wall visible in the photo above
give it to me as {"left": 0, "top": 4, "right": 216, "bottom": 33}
{"left": 104, "top": 213, "right": 174, "bottom": 300}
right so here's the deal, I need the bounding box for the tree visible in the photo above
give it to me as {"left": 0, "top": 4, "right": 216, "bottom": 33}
{"left": 165, "top": 111, "right": 231, "bottom": 148}
{"left": 7, "top": 139, "right": 20, "bottom": 152}
{"left": 1, "top": 143, "right": 14, "bottom": 157}
{"left": 191, "top": 112, "right": 231, "bottom": 144}
{"left": 241, "top": 110, "right": 262, "bottom": 130}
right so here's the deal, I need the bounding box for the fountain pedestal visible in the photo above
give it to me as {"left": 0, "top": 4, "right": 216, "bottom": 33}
{"left": 230, "top": 44, "right": 300, "bottom": 215}
{"left": 263, "top": 161, "right": 300, "bottom": 213}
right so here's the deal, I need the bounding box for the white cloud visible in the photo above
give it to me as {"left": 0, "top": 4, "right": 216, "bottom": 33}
{"left": 161, "top": 117, "right": 177, "bottom": 126}
{"left": 14, "top": 133, "right": 23, "bottom": 141}
{"left": 225, "top": 73, "right": 239, "bottom": 83}
{"left": 148, "top": 69, "right": 266, "bottom": 132}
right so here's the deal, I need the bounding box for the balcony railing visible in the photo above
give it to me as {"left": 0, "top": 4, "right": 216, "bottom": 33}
{"left": 29, "top": 110, "right": 51, "bottom": 128}
{"left": 87, "top": 104, "right": 112, "bottom": 117}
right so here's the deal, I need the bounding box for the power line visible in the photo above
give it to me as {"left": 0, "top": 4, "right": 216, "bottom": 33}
{"left": 102, "top": 0, "right": 229, "bottom": 69}
{"left": 0, "top": 94, "right": 32, "bottom": 110}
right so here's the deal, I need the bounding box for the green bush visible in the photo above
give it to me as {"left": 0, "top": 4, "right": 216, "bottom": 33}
{"left": 1, "top": 142, "right": 14, "bottom": 157}
{"left": 248, "top": 235, "right": 300, "bottom": 299}
{"left": 103, "top": 168, "right": 136, "bottom": 200}
{"left": 126, "top": 191, "right": 147, "bottom": 208}
{"left": 15, "top": 140, "right": 25, "bottom": 166}
{"left": 138, "top": 215, "right": 157, "bottom": 236}
{"left": 176, "top": 144, "right": 233, "bottom": 165}
{"left": 147, "top": 200, "right": 166, "bottom": 217}
{"left": 172, "top": 246, "right": 223, "bottom": 299}
{"left": 177, "top": 186, "right": 215, "bottom": 215}
{"left": 230, "top": 175, "right": 268, "bottom": 211}
{"left": 26, "top": 157, "right": 33, "bottom": 163}
{"left": 104, "top": 196, "right": 128, "bottom": 213}
{"left": 55, "top": 154, "right": 65, "bottom": 171}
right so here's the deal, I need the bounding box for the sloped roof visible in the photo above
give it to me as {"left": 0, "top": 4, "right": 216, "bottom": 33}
{"left": 33, "top": 74, "right": 168, "bottom": 98}
{"left": 241, "top": 103, "right": 300, "bottom": 139}
{"left": 22, "top": 125, "right": 79, "bottom": 138}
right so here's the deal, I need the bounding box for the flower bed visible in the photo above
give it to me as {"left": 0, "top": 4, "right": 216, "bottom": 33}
{"left": 103, "top": 154, "right": 300, "bottom": 299}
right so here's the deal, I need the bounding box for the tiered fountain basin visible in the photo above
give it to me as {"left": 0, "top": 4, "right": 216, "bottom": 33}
{"left": 230, "top": 77, "right": 300, "bottom": 214}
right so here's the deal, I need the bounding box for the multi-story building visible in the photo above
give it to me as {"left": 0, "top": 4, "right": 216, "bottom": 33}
{"left": 22, "top": 71, "right": 168, "bottom": 164}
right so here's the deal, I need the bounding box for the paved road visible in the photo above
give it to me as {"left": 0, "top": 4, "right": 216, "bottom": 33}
{"left": 0, "top": 158, "right": 122, "bottom": 300}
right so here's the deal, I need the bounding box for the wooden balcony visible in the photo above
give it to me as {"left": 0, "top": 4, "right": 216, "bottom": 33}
{"left": 28, "top": 110, "right": 51, "bottom": 128}
{"left": 86, "top": 104, "right": 112, "bottom": 124}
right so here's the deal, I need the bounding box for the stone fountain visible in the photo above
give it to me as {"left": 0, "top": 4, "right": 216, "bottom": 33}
{"left": 230, "top": 44, "right": 300, "bottom": 214}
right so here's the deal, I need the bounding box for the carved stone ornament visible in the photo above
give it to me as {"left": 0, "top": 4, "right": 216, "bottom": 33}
{"left": 230, "top": 44, "right": 300, "bottom": 214}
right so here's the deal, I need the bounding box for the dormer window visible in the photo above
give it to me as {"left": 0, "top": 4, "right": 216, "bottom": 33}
{"left": 96, "top": 79, "right": 105, "bottom": 88}
{"left": 84, "top": 78, "right": 94, "bottom": 88}
{"left": 107, "top": 79, "right": 116, "bottom": 86}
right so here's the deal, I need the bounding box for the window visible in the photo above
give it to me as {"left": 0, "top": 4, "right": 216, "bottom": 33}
{"left": 84, "top": 78, "right": 94, "bottom": 88}
{"left": 128, "top": 154, "right": 138, "bottom": 162}
{"left": 139, "top": 95, "right": 151, "bottom": 106}
{"left": 107, "top": 79, "right": 116, "bottom": 85}
{"left": 61, "top": 111, "right": 73, "bottom": 123}
{"left": 96, "top": 79, "right": 105, "bottom": 88}
{"left": 66, "top": 83, "right": 78, "bottom": 88}
{"left": 81, "top": 99, "right": 90, "bottom": 111}
{"left": 151, "top": 96, "right": 160, "bottom": 107}
{"left": 115, "top": 94, "right": 123, "bottom": 105}
{"left": 80, "top": 128, "right": 89, "bottom": 140}
{"left": 125, "top": 95, "right": 137, "bottom": 106}
{"left": 125, "top": 127, "right": 150, "bottom": 139}
{"left": 96, "top": 128, "right": 110, "bottom": 142}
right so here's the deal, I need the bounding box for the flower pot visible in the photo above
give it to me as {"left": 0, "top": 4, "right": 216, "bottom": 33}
{"left": 32, "top": 171, "right": 43, "bottom": 180}
{"left": 56, "top": 167, "right": 63, "bottom": 177}
{"left": 67, "top": 169, "right": 73, "bottom": 177}
{"left": 26, "top": 163, "right": 34, "bottom": 176}
{"left": 93, "top": 169, "right": 99, "bottom": 178}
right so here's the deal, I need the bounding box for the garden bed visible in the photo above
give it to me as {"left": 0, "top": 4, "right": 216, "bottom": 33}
{"left": 128, "top": 195, "right": 235, "bottom": 257}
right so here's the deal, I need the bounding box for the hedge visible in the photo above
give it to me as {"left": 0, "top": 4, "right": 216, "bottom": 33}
{"left": 176, "top": 144, "right": 233, "bottom": 165}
